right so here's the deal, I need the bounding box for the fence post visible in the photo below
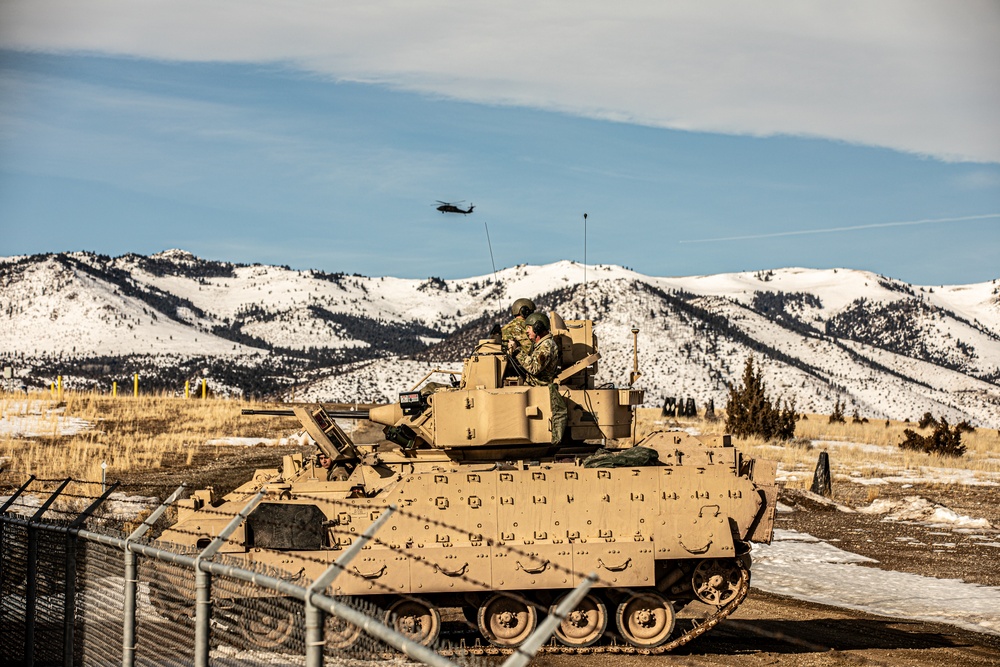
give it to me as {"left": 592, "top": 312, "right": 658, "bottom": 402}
{"left": 305, "top": 506, "right": 397, "bottom": 667}
{"left": 24, "top": 479, "right": 73, "bottom": 666}
{"left": 194, "top": 489, "right": 266, "bottom": 667}
{"left": 122, "top": 484, "right": 187, "bottom": 667}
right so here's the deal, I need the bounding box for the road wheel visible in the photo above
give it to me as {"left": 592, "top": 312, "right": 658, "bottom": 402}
{"left": 551, "top": 593, "right": 607, "bottom": 647}
{"left": 383, "top": 598, "right": 441, "bottom": 647}
{"left": 615, "top": 591, "right": 675, "bottom": 648}
{"left": 478, "top": 593, "right": 537, "bottom": 647}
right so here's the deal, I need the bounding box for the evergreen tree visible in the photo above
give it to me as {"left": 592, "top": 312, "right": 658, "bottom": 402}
{"left": 725, "top": 356, "right": 796, "bottom": 440}
{"left": 829, "top": 397, "right": 846, "bottom": 424}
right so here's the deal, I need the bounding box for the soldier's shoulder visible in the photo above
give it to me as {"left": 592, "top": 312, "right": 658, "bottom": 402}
{"left": 539, "top": 336, "right": 559, "bottom": 354}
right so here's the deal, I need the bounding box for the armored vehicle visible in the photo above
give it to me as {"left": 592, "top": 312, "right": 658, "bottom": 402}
{"left": 157, "top": 312, "right": 777, "bottom": 652}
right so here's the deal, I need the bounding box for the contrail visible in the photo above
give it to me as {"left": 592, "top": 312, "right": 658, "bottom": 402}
{"left": 678, "top": 213, "right": 1000, "bottom": 244}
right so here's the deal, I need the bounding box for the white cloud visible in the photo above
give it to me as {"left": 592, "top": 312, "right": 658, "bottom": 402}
{"left": 1, "top": 0, "right": 998, "bottom": 163}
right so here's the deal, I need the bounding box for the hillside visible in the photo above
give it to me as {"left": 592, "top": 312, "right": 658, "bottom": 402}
{"left": 2, "top": 251, "right": 998, "bottom": 426}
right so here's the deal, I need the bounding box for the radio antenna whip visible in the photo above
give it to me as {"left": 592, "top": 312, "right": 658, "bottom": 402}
{"left": 583, "top": 213, "right": 588, "bottom": 320}
{"left": 484, "top": 220, "right": 502, "bottom": 317}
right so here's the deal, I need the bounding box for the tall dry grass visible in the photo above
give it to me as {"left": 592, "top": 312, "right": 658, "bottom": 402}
{"left": 6, "top": 393, "right": 999, "bottom": 493}
{"left": 0, "top": 390, "right": 298, "bottom": 485}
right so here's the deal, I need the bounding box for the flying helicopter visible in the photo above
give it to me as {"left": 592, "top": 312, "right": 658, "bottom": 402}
{"left": 435, "top": 200, "right": 474, "bottom": 215}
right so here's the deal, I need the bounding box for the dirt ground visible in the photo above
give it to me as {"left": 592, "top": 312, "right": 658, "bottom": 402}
{"left": 778, "top": 482, "right": 1000, "bottom": 588}
{"left": 112, "top": 446, "right": 1000, "bottom": 667}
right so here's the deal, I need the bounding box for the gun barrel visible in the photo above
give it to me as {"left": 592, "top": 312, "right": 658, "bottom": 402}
{"left": 241, "top": 408, "right": 371, "bottom": 420}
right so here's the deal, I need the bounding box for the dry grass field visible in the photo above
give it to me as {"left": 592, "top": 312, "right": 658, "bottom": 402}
{"left": 0, "top": 390, "right": 301, "bottom": 486}
{"left": 3, "top": 393, "right": 998, "bottom": 497}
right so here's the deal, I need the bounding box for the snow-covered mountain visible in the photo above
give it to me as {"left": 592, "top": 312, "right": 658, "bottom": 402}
{"left": 2, "top": 250, "right": 999, "bottom": 427}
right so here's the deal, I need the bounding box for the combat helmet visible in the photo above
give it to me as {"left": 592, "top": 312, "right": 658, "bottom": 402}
{"left": 510, "top": 298, "right": 536, "bottom": 319}
{"left": 524, "top": 312, "right": 550, "bottom": 335}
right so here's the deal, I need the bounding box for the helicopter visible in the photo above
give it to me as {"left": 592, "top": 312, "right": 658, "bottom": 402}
{"left": 435, "top": 200, "right": 474, "bottom": 215}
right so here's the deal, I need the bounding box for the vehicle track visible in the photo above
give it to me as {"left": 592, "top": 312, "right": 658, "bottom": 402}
{"left": 523, "top": 591, "right": 1000, "bottom": 667}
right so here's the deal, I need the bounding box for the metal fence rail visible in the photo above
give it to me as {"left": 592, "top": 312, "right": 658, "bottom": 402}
{"left": 1, "top": 478, "right": 592, "bottom": 667}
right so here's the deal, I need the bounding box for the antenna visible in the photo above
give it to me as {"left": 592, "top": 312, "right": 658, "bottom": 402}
{"left": 583, "top": 213, "right": 588, "bottom": 320}
{"left": 484, "top": 220, "right": 502, "bottom": 318}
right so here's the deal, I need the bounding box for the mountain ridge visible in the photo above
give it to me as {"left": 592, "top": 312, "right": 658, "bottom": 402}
{"left": 2, "top": 250, "right": 998, "bottom": 427}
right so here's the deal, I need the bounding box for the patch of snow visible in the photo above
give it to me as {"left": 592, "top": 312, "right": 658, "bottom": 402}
{"left": 102, "top": 493, "right": 160, "bottom": 521}
{"left": 0, "top": 494, "right": 42, "bottom": 512}
{"left": 0, "top": 406, "right": 92, "bottom": 438}
{"left": 753, "top": 529, "right": 1000, "bottom": 636}
{"left": 858, "top": 496, "right": 994, "bottom": 529}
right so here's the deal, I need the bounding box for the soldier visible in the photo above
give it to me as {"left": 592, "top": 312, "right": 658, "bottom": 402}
{"left": 501, "top": 298, "right": 536, "bottom": 362}
{"left": 522, "top": 312, "right": 567, "bottom": 444}
{"left": 317, "top": 451, "right": 349, "bottom": 481}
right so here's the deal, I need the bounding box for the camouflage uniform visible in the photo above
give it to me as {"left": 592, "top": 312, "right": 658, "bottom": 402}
{"left": 522, "top": 333, "right": 567, "bottom": 444}
{"left": 522, "top": 334, "right": 559, "bottom": 386}
{"left": 501, "top": 317, "right": 532, "bottom": 362}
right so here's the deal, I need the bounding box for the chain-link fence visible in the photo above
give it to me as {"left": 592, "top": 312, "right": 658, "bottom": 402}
{"left": 1, "top": 477, "right": 596, "bottom": 667}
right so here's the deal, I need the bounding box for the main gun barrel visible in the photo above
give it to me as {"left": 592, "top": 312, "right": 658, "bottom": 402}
{"left": 242, "top": 408, "right": 371, "bottom": 420}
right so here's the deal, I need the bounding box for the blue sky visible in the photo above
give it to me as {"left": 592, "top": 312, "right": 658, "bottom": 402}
{"left": 1, "top": 2, "right": 998, "bottom": 284}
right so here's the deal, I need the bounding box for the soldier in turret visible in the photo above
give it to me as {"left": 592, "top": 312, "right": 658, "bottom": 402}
{"left": 501, "top": 298, "right": 535, "bottom": 362}
{"left": 317, "top": 451, "right": 349, "bottom": 481}
{"left": 522, "top": 312, "right": 567, "bottom": 444}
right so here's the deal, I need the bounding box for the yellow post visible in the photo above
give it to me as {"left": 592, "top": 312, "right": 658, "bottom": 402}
{"left": 134, "top": 373, "right": 138, "bottom": 397}
{"left": 112, "top": 381, "right": 117, "bottom": 397}
{"left": 50, "top": 382, "right": 55, "bottom": 398}
{"left": 202, "top": 378, "right": 207, "bottom": 399}
{"left": 58, "top": 375, "right": 63, "bottom": 400}
{"left": 185, "top": 380, "right": 190, "bottom": 399}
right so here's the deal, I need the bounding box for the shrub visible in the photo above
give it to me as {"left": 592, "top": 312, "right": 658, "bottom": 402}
{"left": 899, "top": 416, "right": 967, "bottom": 457}
{"left": 725, "top": 356, "right": 796, "bottom": 440}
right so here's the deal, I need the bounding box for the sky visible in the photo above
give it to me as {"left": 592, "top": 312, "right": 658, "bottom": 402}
{"left": 1, "top": 1, "right": 999, "bottom": 285}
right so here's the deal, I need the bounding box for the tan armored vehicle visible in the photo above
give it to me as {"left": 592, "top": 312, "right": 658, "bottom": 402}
{"left": 158, "top": 313, "right": 777, "bottom": 652}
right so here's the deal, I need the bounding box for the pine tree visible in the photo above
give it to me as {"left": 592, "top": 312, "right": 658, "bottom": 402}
{"left": 725, "top": 357, "right": 796, "bottom": 440}
{"left": 829, "top": 397, "right": 846, "bottom": 424}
